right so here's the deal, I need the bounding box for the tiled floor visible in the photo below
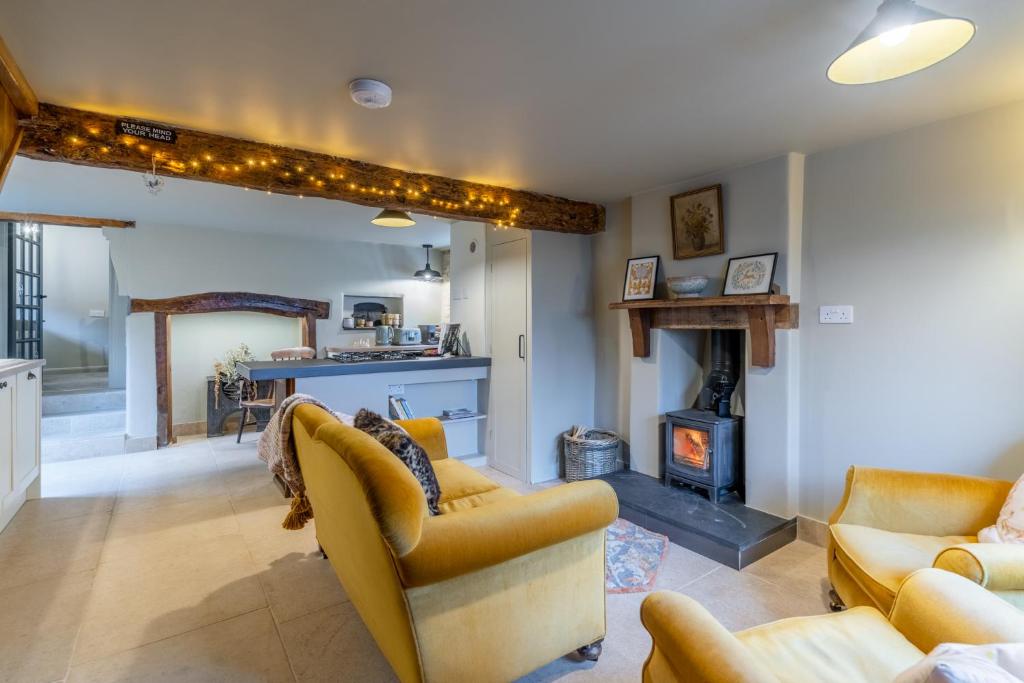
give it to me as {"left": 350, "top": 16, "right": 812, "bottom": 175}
{"left": 0, "top": 435, "right": 831, "bottom": 682}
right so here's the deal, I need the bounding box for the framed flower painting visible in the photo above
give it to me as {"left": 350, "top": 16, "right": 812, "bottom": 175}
{"left": 670, "top": 184, "right": 724, "bottom": 260}
{"left": 622, "top": 256, "right": 660, "bottom": 301}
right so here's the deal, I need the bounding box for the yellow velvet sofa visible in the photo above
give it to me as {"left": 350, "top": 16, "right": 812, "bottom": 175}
{"left": 641, "top": 568, "right": 1024, "bottom": 683}
{"left": 291, "top": 404, "right": 619, "bottom": 683}
{"left": 828, "top": 466, "right": 1022, "bottom": 613}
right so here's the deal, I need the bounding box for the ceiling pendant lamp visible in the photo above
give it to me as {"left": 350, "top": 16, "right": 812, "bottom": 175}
{"left": 414, "top": 244, "right": 442, "bottom": 281}
{"left": 827, "top": 0, "right": 975, "bottom": 85}
{"left": 372, "top": 209, "right": 416, "bottom": 228}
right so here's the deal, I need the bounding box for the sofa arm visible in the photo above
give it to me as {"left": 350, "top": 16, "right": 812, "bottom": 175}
{"left": 889, "top": 568, "right": 1024, "bottom": 653}
{"left": 829, "top": 466, "right": 1009, "bottom": 537}
{"left": 934, "top": 543, "right": 1024, "bottom": 591}
{"left": 640, "top": 591, "right": 776, "bottom": 683}
{"left": 396, "top": 480, "right": 617, "bottom": 587}
{"left": 395, "top": 417, "right": 448, "bottom": 461}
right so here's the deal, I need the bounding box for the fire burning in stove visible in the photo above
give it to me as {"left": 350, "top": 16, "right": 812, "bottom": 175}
{"left": 673, "top": 425, "right": 710, "bottom": 471}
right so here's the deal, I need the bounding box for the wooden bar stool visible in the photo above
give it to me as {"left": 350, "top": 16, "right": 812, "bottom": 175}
{"left": 236, "top": 346, "right": 316, "bottom": 442}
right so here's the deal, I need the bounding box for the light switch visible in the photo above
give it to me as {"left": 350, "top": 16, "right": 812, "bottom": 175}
{"left": 819, "top": 305, "right": 853, "bottom": 324}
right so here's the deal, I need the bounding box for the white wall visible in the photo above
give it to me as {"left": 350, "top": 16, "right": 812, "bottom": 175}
{"left": 530, "top": 230, "right": 596, "bottom": 482}
{"left": 108, "top": 223, "right": 447, "bottom": 439}
{"left": 594, "top": 154, "right": 803, "bottom": 516}
{"left": 799, "top": 100, "right": 1024, "bottom": 521}
{"left": 42, "top": 225, "right": 110, "bottom": 371}
{"left": 449, "top": 221, "right": 487, "bottom": 354}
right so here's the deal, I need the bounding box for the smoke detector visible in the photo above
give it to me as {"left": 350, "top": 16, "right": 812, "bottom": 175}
{"left": 349, "top": 78, "right": 392, "bottom": 109}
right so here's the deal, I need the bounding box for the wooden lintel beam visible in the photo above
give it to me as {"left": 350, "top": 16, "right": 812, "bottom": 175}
{"left": 0, "top": 211, "right": 134, "bottom": 229}
{"left": 0, "top": 36, "right": 37, "bottom": 117}
{"left": 129, "top": 291, "right": 330, "bottom": 319}
{"left": 18, "top": 103, "right": 605, "bottom": 235}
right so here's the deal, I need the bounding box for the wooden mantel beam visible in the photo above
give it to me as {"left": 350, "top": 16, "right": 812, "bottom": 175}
{"left": 18, "top": 103, "right": 605, "bottom": 235}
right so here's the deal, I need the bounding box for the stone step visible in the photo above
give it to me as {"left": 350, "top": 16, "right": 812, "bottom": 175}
{"left": 42, "top": 434, "right": 126, "bottom": 463}
{"left": 42, "top": 389, "right": 126, "bottom": 416}
{"left": 42, "top": 409, "right": 126, "bottom": 439}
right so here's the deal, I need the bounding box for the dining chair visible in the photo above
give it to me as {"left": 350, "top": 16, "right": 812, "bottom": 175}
{"left": 236, "top": 346, "right": 316, "bottom": 442}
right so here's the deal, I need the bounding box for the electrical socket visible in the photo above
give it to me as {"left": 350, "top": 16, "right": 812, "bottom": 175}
{"left": 819, "top": 305, "right": 853, "bottom": 324}
{"left": 387, "top": 384, "right": 405, "bottom": 395}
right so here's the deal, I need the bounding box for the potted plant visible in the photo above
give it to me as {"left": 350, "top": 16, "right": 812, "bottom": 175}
{"left": 213, "top": 343, "right": 255, "bottom": 408}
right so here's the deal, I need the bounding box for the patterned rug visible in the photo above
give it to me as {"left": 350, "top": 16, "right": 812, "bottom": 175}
{"left": 605, "top": 518, "right": 669, "bottom": 594}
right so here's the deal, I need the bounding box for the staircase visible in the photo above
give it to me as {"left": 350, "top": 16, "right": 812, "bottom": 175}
{"left": 41, "top": 372, "right": 127, "bottom": 462}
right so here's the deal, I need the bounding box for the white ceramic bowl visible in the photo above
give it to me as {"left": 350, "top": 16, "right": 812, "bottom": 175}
{"left": 666, "top": 275, "right": 709, "bottom": 298}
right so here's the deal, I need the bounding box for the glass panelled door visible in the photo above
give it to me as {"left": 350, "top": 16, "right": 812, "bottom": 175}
{"left": 7, "top": 222, "right": 44, "bottom": 359}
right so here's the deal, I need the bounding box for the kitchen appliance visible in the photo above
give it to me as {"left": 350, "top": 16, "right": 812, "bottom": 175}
{"left": 418, "top": 325, "right": 439, "bottom": 344}
{"left": 329, "top": 350, "right": 423, "bottom": 363}
{"left": 375, "top": 326, "right": 395, "bottom": 346}
{"left": 396, "top": 328, "right": 422, "bottom": 345}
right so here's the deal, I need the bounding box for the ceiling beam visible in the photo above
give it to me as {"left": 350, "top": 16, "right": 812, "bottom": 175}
{"left": 0, "top": 36, "right": 37, "bottom": 117}
{"left": 18, "top": 103, "right": 605, "bottom": 235}
{"left": 0, "top": 211, "right": 134, "bottom": 229}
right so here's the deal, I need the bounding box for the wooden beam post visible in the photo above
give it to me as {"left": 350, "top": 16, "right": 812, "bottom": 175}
{"left": 746, "top": 305, "right": 776, "bottom": 369}
{"left": 18, "top": 103, "right": 605, "bottom": 235}
{"left": 154, "top": 313, "right": 174, "bottom": 447}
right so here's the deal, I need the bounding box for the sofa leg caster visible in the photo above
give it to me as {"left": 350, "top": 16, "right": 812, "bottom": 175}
{"left": 576, "top": 640, "right": 602, "bottom": 662}
{"left": 828, "top": 588, "right": 845, "bottom": 612}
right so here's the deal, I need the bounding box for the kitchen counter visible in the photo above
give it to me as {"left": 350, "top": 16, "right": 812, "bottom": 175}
{"left": 0, "top": 358, "right": 45, "bottom": 380}
{"left": 237, "top": 355, "right": 490, "bottom": 381}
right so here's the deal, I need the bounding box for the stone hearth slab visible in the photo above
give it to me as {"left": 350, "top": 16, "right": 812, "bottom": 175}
{"left": 597, "top": 470, "right": 796, "bottom": 570}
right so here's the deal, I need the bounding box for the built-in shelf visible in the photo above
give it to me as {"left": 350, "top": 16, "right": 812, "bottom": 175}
{"left": 609, "top": 294, "right": 798, "bottom": 368}
{"left": 436, "top": 413, "right": 487, "bottom": 424}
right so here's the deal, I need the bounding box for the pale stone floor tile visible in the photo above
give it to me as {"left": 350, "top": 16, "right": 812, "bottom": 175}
{"left": 74, "top": 534, "right": 267, "bottom": 664}
{"left": 66, "top": 608, "right": 293, "bottom": 683}
{"left": 279, "top": 601, "right": 398, "bottom": 683}
{"left": 0, "top": 570, "right": 96, "bottom": 683}
{"left": 246, "top": 528, "right": 351, "bottom": 624}
{"left": 0, "top": 435, "right": 837, "bottom": 682}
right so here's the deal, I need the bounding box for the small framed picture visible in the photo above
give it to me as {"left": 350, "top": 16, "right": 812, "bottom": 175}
{"left": 622, "top": 256, "right": 660, "bottom": 301}
{"left": 670, "top": 184, "right": 724, "bottom": 260}
{"left": 723, "top": 253, "right": 778, "bottom": 296}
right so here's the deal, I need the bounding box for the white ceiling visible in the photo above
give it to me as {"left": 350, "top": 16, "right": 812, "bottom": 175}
{"left": 0, "top": 157, "right": 453, "bottom": 248}
{"left": 1, "top": 1, "right": 1023, "bottom": 203}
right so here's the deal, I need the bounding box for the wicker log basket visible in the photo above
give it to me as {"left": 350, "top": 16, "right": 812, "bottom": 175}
{"left": 563, "top": 426, "right": 621, "bottom": 482}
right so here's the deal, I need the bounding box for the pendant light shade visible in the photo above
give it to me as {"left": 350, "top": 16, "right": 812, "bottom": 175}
{"left": 827, "top": 0, "right": 975, "bottom": 85}
{"left": 414, "top": 244, "right": 442, "bottom": 281}
{"left": 372, "top": 209, "right": 416, "bottom": 228}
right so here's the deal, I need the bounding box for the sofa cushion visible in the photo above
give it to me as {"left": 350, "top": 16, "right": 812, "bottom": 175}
{"left": 831, "top": 524, "right": 975, "bottom": 612}
{"left": 738, "top": 606, "right": 924, "bottom": 683}
{"left": 355, "top": 409, "right": 441, "bottom": 515}
{"left": 433, "top": 459, "right": 520, "bottom": 514}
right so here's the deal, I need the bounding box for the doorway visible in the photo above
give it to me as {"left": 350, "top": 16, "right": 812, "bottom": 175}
{"left": 488, "top": 237, "right": 528, "bottom": 479}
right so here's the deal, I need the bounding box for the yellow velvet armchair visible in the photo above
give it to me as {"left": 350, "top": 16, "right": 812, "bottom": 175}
{"left": 641, "top": 568, "right": 1024, "bottom": 683}
{"left": 291, "top": 404, "right": 619, "bottom": 683}
{"left": 828, "top": 466, "right": 1022, "bottom": 613}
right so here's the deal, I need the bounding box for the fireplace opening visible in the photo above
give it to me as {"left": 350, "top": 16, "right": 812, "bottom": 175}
{"left": 664, "top": 330, "right": 743, "bottom": 503}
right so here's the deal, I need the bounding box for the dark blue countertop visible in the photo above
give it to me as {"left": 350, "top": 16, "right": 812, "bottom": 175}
{"left": 237, "top": 356, "right": 491, "bottom": 381}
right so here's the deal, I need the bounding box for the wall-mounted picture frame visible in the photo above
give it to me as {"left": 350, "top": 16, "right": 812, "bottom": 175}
{"left": 622, "top": 255, "right": 660, "bottom": 301}
{"left": 723, "top": 252, "right": 778, "bottom": 296}
{"left": 670, "top": 184, "right": 724, "bottom": 260}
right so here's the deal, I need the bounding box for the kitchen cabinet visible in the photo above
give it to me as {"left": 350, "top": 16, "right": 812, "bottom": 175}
{"left": 0, "top": 359, "right": 44, "bottom": 532}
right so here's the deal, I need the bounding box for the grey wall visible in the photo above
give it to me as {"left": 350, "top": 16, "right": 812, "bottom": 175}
{"left": 531, "top": 230, "right": 596, "bottom": 482}
{"left": 41, "top": 225, "right": 110, "bottom": 371}
{"left": 799, "top": 100, "right": 1024, "bottom": 521}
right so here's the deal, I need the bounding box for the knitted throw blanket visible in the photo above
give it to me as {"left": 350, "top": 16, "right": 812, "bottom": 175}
{"left": 257, "top": 393, "right": 337, "bottom": 530}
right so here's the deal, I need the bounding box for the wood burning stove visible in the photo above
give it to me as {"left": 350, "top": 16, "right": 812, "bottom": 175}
{"left": 664, "top": 410, "right": 742, "bottom": 502}
{"left": 664, "top": 330, "right": 743, "bottom": 503}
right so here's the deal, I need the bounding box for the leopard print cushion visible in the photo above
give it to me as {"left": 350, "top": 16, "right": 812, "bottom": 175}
{"left": 354, "top": 409, "right": 441, "bottom": 515}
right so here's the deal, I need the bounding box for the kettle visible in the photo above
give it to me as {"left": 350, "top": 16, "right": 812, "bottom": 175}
{"left": 375, "top": 326, "right": 394, "bottom": 346}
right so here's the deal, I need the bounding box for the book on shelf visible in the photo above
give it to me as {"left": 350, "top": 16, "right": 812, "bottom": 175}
{"left": 389, "top": 396, "right": 414, "bottom": 420}
{"left": 440, "top": 408, "right": 479, "bottom": 421}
